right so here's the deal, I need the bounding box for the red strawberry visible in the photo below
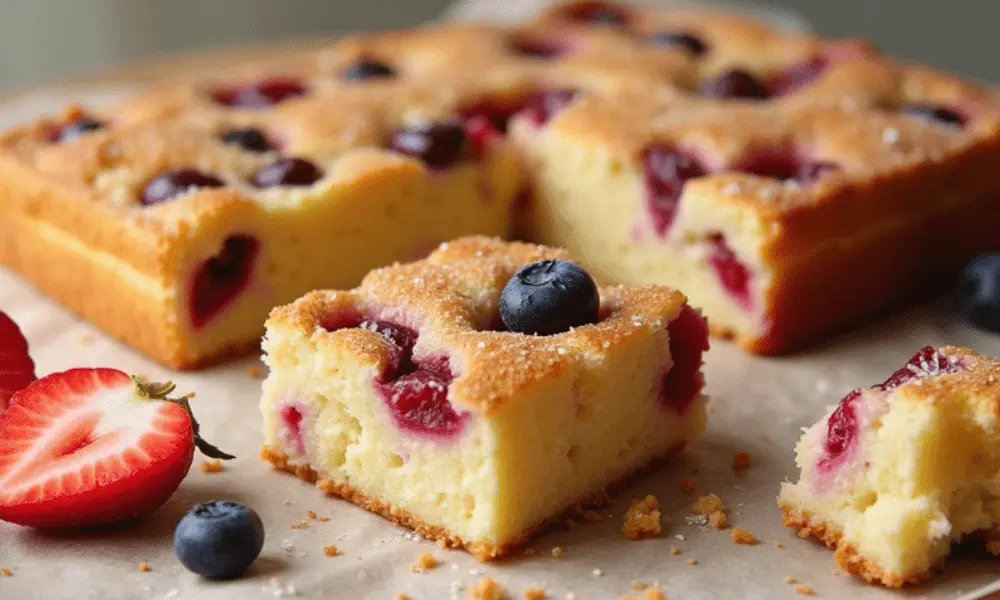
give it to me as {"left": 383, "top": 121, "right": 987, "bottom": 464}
{"left": 0, "top": 368, "right": 233, "bottom": 528}
{"left": 0, "top": 311, "right": 36, "bottom": 415}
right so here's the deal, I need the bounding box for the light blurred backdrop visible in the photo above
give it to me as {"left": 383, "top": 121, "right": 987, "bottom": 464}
{"left": 0, "top": 0, "right": 998, "bottom": 92}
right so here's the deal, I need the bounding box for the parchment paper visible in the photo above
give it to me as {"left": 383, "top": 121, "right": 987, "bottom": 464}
{"left": 1, "top": 4, "right": 999, "bottom": 599}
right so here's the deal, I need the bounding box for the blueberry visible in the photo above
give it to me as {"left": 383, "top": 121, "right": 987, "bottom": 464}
{"left": 388, "top": 121, "right": 469, "bottom": 168}
{"left": 956, "top": 253, "right": 1000, "bottom": 332}
{"left": 252, "top": 157, "right": 322, "bottom": 187}
{"left": 141, "top": 169, "right": 225, "bottom": 205}
{"left": 899, "top": 104, "right": 965, "bottom": 128}
{"left": 648, "top": 31, "right": 707, "bottom": 56}
{"left": 57, "top": 117, "right": 104, "bottom": 142}
{"left": 343, "top": 59, "right": 395, "bottom": 81}
{"left": 698, "top": 69, "right": 769, "bottom": 100}
{"left": 221, "top": 128, "right": 272, "bottom": 153}
{"left": 174, "top": 501, "right": 265, "bottom": 580}
{"left": 500, "top": 259, "right": 600, "bottom": 336}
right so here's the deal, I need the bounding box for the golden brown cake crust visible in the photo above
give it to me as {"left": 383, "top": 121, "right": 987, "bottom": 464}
{"left": 261, "top": 444, "right": 685, "bottom": 561}
{"left": 779, "top": 503, "right": 933, "bottom": 588}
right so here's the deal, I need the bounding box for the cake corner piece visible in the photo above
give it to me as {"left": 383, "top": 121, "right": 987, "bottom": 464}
{"left": 259, "top": 236, "right": 709, "bottom": 558}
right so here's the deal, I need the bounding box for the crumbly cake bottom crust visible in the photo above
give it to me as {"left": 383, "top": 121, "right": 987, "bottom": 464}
{"left": 261, "top": 444, "right": 685, "bottom": 561}
{"left": 779, "top": 502, "right": 935, "bottom": 588}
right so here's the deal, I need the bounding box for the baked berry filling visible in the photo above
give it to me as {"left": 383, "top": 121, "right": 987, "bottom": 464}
{"left": 212, "top": 77, "right": 307, "bottom": 108}
{"left": 733, "top": 148, "right": 840, "bottom": 185}
{"left": 769, "top": 56, "right": 828, "bottom": 96}
{"left": 342, "top": 58, "right": 395, "bottom": 81}
{"left": 252, "top": 157, "right": 322, "bottom": 187}
{"left": 221, "top": 128, "right": 273, "bottom": 153}
{"left": 50, "top": 116, "right": 104, "bottom": 142}
{"left": 660, "top": 304, "right": 710, "bottom": 412}
{"left": 510, "top": 34, "right": 569, "bottom": 59}
{"left": 323, "top": 316, "right": 467, "bottom": 439}
{"left": 279, "top": 404, "right": 306, "bottom": 455}
{"left": 564, "top": 1, "right": 630, "bottom": 26}
{"left": 190, "top": 235, "right": 259, "bottom": 329}
{"left": 899, "top": 104, "right": 966, "bottom": 128}
{"left": 648, "top": 31, "right": 708, "bottom": 56}
{"left": 699, "top": 69, "right": 769, "bottom": 100}
{"left": 641, "top": 145, "right": 708, "bottom": 237}
{"left": 388, "top": 121, "right": 471, "bottom": 169}
{"left": 141, "top": 169, "right": 226, "bottom": 206}
{"left": 817, "top": 346, "right": 968, "bottom": 473}
{"left": 707, "top": 235, "right": 752, "bottom": 310}
{"left": 518, "top": 89, "right": 579, "bottom": 127}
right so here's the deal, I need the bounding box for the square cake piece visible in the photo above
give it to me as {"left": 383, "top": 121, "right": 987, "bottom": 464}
{"left": 779, "top": 346, "right": 1000, "bottom": 586}
{"left": 260, "top": 237, "right": 709, "bottom": 559}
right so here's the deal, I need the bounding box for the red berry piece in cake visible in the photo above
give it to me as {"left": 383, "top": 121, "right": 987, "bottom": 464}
{"left": 779, "top": 346, "right": 999, "bottom": 587}
{"left": 500, "top": 259, "right": 600, "bottom": 336}
{"left": 769, "top": 56, "right": 827, "bottom": 96}
{"left": 389, "top": 121, "right": 470, "bottom": 168}
{"left": 53, "top": 116, "right": 105, "bottom": 142}
{"left": 174, "top": 501, "right": 265, "bottom": 580}
{"left": 0, "top": 370, "right": 232, "bottom": 528}
{"left": 518, "top": 89, "right": 579, "bottom": 127}
{"left": 956, "top": 252, "right": 1000, "bottom": 332}
{"left": 648, "top": 31, "right": 708, "bottom": 56}
{"left": 190, "top": 236, "right": 259, "bottom": 329}
{"left": 707, "top": 235, "right": 752, "bottom": 310}
{"left": 641, "top": 145, "right": 708, "bottom": 236}
{"left": 252, "top": 157, "right": 322, "bottom": 187}
{"left": 260, "top": 237, "right": 708, "bottom": 560}
{"left": 565, "top": 1, "right": 630, "bottom": 26}
{"left": 341, "top": 58, "right": 395, "bottom": 81}
{"left": 699, "top": 69, "right": 770, "bottom": 100}
{"left": 0, "top": 311, "right": 36, "bottom": 415}
{"left": 510, "top": 35, "right": 569, "bottom": 59}
{"left": 659, "top": 304, "right": 709, "bottom": 411}
{"left": 212, "top": 77, "right": 307, "bottom": 108}
{"left": 899, "top": 104, "right": 966, "bottom": 128}
{"left": 221, "top": 127, "right": 273, "bottom": 153}
{"left": 733, "top": 147, "right": 840, "bottom": 185}
{"left": 141, "top": 169, "right": 225, "bottom": 205}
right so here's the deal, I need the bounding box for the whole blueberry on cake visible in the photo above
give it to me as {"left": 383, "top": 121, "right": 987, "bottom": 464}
{"left": 260, "top": 237, "right": 709, "bottom": 559}
{"left": 779, "top": 346, "right": 1000, "bottom": 586}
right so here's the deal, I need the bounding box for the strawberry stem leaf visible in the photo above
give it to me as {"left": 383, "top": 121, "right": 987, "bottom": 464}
{"left": 132, "top": 376, "right": 236, "bottom": 461}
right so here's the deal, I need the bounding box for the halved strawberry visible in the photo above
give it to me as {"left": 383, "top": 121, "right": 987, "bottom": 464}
{"left": 0, "top": 368, "right": 233, "bottom": 528}
{"left": 0, "top": 310, "right": 36, "bottom": 415}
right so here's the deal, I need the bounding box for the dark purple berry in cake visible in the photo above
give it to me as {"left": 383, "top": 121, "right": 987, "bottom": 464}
{"left": 769, "top": 56, "right": 827, "bottom": 96}
{"left": 221, "top": 128, "right": 273, "bottom": 153}
{"left": 519, "top": 89, "right": 579, "bottom": 126}
{"left": 648, "top": 31, "right": 707, "bottom": 56}
{"left": 252, "top": 158, "right": 322, "bottom": 187}
{"left": 699, "top": 69, "right": 769, "bottom": 100}
{"left": 213, "top": 77, "right": 306, "bottom": 108}
{"left": 899, "top": 104, "right": 965, "bottom": 128}
{"left": 956, "top": 253, "right": 1000, "bottom": 332}
{"left": 191, "top": 236, "right": 259, "bottom": 329}
{"left": 56, "top": 117, "right": 104, "bottom": 142}
{"left": 141, "top": 169, "right": 225, "bottom": 205}
{"left": 566, "top": 1, "right": 629, "bottom": 26}
{"left": 642, "top": 145, "right": 708, "bottom": 236}
{"left": 174, "top": 500, "right": 265, "bottom": 580}
{"left": 389, "top": 121, "right": 469, "bottom": 168}
{"left": 500, "top": 259, "right": 600, "bottom": 336}
{"left": 342, "top": 59, "right": 395, "bottom": 81}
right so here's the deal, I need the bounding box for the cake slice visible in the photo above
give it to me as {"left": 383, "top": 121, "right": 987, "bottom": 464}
{"left": 260, "top": 236, "right": 709, "bottom": 559}
{"left": 779, "top": 346, "right": 1000, "bottom": 586}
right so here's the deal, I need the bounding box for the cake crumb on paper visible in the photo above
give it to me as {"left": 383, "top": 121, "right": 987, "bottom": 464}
{"left": 1, "top": 568, "right": 13, "bottom": 577}
{"left": 395, "top": 594, "right": 409, "bottom": 600}
{"left": 306, "top": 511, "right": 317, "bottom": 521}
{"left": 691, "top": 494, "right": 724, "bottom": 516}
{"left": 200, "top": 459, "right": 225, "bottom": 474}
{"left": 523, "top": 587, "right": 547, "bottom": 600}
{"left": 784, "top": 576, "right": 797, "bottom": 584}
{"left": 795, "top": 584, "right": 814, "bottom": 596}
{"left": 138, "top": 562, "right": 151, "bottom": 572}
{"left": 686, "top": 558, "right": 698, "bottom": 565}
{"left": 323, "top": 545, "right": 340, "bottom": 557}
{"left": 551, "top": 546, "right": 565, "bottom": 559}
{"left": 731, "top": 528, "right": 758, "bottom": 545}
{"left": 642, "top": 589, "right": 666, "bottom": 600}
{"left": 680, "top": 476, "right": 696, "bottom": 494}
{"left": 774, "top": 541, "right": 784, "bottom": 549}
{"left": 468, "top": 577, "right": 507, "bottom": 600}
{"left": 623, "top": 495, "right": 661, "bottom": 540}
{"left": 247, "top": 365, "right": 266, "bottom": 379}
{"left": 631, "top": 580, "right": 647, "bottom": 590}
{"left": 669, "top": 546, "right": 680, "bottom": 555}
{"left": 410, "top": 552, "right": 438, "bottom": 573}
{"left": 290, "top": 520, "right": 310, "bottom": 530}
{"left": 708, "top": 510, "right": 729, "bottom": 530}
{"left": 732, "top": 451, "right": 751, "bottom": 471}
